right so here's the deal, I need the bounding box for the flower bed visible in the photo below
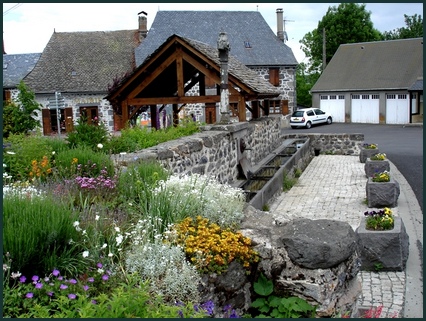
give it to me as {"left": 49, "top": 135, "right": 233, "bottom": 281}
{"left": 356, "top": 215, "right": 409, "bottom": 271}
{"left": 364, "top": 157, "right": 390, "bottom": 178}
{"left": 359, "top": 143, "right": 379, "bottom": 163}
{"left": 366, "top": 175, "right": 400, "bottom": 208}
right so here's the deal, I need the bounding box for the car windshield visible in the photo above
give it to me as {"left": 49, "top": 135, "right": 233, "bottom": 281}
{"left": 292, "top": 111, "right": 304, "bottom": 117}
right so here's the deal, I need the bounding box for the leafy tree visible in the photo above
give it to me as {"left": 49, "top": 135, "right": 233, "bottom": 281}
{"left": 3, "top": 81, "right": 41, "bottom": 138}
{"left": 300, "top": 3, "right": 382, "bottom": 73}
{"left": 382, "top": 14, "right": 423, "bottom": 40}
{"left": 296, "top": 63, "right": 320, "bottom": 107}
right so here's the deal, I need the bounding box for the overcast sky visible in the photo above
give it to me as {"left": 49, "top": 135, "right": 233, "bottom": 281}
{"left": 2, "top": 2, "right": 423, "bottom": 63}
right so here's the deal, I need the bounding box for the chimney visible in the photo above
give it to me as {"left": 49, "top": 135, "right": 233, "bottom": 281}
{"left": 276, "top": 8, "right": 284, "bottom": 42}
{"left": 138, "top": 11, "right": 148, "bottom": 41}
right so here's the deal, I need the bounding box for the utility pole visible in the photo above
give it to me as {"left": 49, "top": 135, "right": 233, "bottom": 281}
{"left": 322, "top": 28, "right": 326, "bottom": 70}
{"left": 55, "top": 91, "right": 61, "bottom": 136}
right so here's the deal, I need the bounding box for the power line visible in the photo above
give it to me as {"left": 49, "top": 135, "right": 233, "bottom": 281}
{"left": 3, "top": 3, "right": 22, "bottom": 16}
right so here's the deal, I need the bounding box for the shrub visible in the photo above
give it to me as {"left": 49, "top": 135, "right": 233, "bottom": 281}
{"left": 2, "top": 81, "right": 41, "bottom": 138}
{"left": 167, "top": 216, "right": 259, "bottom": 274}
{"left": 66, "top": 114, "right": 109, "bottom": 151}
{"left": 153, "top": 173, "right": 246, "bottom": 229}
{"left": 3, "top": 192, "right": 83, "bottom": 276}
{"left": 3, "top": 133, "right": 53, "bottom": 181}
{"left": 53, "top": 146, "right": 115, "bottom": 179}
{"left": 125, "top": 242, "right": 202, "bottom": 304}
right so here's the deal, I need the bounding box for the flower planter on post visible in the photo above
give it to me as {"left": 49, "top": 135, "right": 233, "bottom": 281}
{"left": 366, "top": 177, "right": 400, "bottom": 208}
{"left": 364, "top": 158, "right": 390, "bottom": 178}
{"left": 356, "top": 216, "right": 409, "bottom": 271}
{"left": 359, "top": 146, "right": 379, "bottom": 163}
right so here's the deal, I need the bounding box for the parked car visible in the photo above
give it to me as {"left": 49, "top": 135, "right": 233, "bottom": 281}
{"left": 290, "top": 108, "right": 332, "bottom": 129}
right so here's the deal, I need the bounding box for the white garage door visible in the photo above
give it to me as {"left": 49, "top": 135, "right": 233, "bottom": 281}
{"left": 319, "top": 94, "right": 345, "bottom": 122}
{"left": 386, "top": 94, "right": 409, "bottom": 124}
{"left": 351, "top": 94, "right": 379, "bottom": 123}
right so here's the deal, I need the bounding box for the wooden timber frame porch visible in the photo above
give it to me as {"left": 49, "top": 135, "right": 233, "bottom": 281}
{"left": 106, "top": 34, "right": 281, "bottom": 130}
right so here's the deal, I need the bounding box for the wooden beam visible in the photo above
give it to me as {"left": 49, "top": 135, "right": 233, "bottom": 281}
{"left": 128, "top": 53, "right": 177, "bottom": 99}
{"left": 238, "top": 96, "right": 246, "bottom": 121}
{"left": 176, "top": 47, "right": 185, "bottom": 97}
{"left": 128, "top": 95, "right": 241, "bottom": 105}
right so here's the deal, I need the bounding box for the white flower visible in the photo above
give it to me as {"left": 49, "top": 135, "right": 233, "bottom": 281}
{"left": 6, "top": 151, "right": 15, "bottom": 155}
{"left": 73, "top": 221, "right": 80, "bottom": 227}
{"left": 108, "top": 252, "right": 113, "bottom": 257}
{"left": 116, "top": 234, "right": 123, "bottom": 246}
{"left": 82, "top": 230, "right": 87, "bottom": 235}
{"left": 52, "top": 151, "right": 56, "bottom": 155}
{"left": 3, "top": 163, "right": 6, "bottom": 168}
{"left": 97, "top": 268, "right": 104, "bottom": 274}
{"left": 82, "top": 251, "right": 89, "bottom": 258}
{"left": 101, "top": 243, "right": 107, "bottom": 249}
{"left": 114, "top": 226, "right": 120, "bottom": 232}
{"left": 95, "top": 215, "right": 100, "bottom": 221}
{"left": 97, "top": 143, "right": 103, "bottom": 149}
{"left": 11, "top": 271, "right": 21, "bottom": 279}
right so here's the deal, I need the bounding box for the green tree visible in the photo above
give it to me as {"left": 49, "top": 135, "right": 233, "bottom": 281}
{"left": 382, "top": 14, "right": 423, "bottom": 40}
{"left": 3, "top": 81, "right": 41, "bottom": 138}
{"left": 296, "top": 63, "right": 320, "bottom": 107}
{"left": 300, "top": 3, "right": 382, "bottom": 73}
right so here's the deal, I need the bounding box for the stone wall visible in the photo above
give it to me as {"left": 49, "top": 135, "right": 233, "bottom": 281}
{"left": 282, "top": 133, "right": 365, "bottom": 156}
{"left": 112, "top": 116, "right": 284, "bottom": 185}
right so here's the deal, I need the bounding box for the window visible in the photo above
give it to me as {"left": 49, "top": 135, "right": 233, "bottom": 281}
{"left": 371, "top": 94, "right": 379, "bottom": 99}
{"left": 307, "top": 110, "right": 314, "bottom": 116}
{"left": 320, "top": 95, "right": 328, "bottom": 100}
{"left": 268, "top": 100, "right": 281, "bottom": 114}
{"left": 269, "top": 68, "right": 279, "bottom": 86}
{"left": 387, "top": 94, "right": 396, "bottom": 99}
{"left": 338, "top": 95, "right": 344, "bottom": 99}
{"left": 330, "top": 95, "right": 336, "bottom": 100}
{"left": 362, "top": 94, "right": 369, "bottom": 99}
{"left": 352, "top": 94, "right": 360, "bottom": 99}
{"left": 244, "top": 41, "right": 252, "bottom": 48}
{"left": 398, "top": 94, "right": 407, "bottom": 99}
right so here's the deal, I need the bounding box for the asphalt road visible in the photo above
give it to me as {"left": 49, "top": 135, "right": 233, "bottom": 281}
{"left": 282, "top": 123, "right": 423, "bottom": 211}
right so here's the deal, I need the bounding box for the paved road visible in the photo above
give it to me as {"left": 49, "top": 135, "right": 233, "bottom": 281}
{"left": 282, "top": 123, "right": 423, "bottom": 212}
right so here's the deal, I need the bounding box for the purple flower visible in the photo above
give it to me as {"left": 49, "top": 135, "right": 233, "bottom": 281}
{"left": 32, "top": 275, "right": 39, "bottom": 282}
{"left": 19, "top": 275, "right": 26, "bottom": 283}
{"left": 201, "top": 300, "right": 215, "bottom": 316}
{"left": 68, "top": 293, "right": 76, "bottom": 300}
{"left": 91, "top": 300, "right": 97, "bottom": 304}
{"left": 96, "top": 262, "right": 103, "bottom": 268}
{"left": 35, "top": 282, "right": 43, "bottom": 289}
{"left": 59, "top": 284, "right": 68, "bottom": 290}
{"left": 57, "top": 276, "right": 63, "bottom": 281}
{"left": 52, "top": 269, "right": 60, "bottom": 277}
{"left": 83, "top": 285, "right": 89, "bottom": 291}
{"left": 47, "top": 291, "right": 54, "bottom": 297}
{"left": 69, "top": 278, "right": 77, "bottom": 284}
{"left": 26, "top": 292, "right": 34, "bottom": 298}
{"left": 102, "top": 274, "right": 109, "bottom": 281}
{"left": 88, "top": 277, "right": 95, "bottom": 283}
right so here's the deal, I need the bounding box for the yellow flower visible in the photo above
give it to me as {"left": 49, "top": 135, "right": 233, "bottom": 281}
{"left": 72, "top": 158, "right": 78, "bottom": 165}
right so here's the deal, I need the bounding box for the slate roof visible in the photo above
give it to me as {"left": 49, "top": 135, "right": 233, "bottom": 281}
{"left": 3, "top": 53, "right": 41, "bottom": 88}
{"left": 135, "top": 11, "right": 298, "bottom": 67}
{"left": 23, "top": 30, "right": 140, "bottom": 94}
{"left": 311, "top": 38, "right": 423, "bottom": 92}
{"left": 408, "top": 77, "right": 423, "bottom": 91}
{"left": 182, "top": 36, "right": 281, "bottom": 96}
{"left": 107, "top": 34, "right": 281, "bottom": 99}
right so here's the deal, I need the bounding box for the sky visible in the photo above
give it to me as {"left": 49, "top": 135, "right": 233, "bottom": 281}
{"left": 2, "top": 2, "right": 423, "bottom": 63}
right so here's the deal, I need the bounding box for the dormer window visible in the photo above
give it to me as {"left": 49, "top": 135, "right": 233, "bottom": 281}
{"left": 244, "top": 41, "right": 251, "bottom": 48}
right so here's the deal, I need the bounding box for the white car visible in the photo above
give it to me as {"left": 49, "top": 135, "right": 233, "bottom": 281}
{"left": 290, "top": 108, "right": 333, "bottom": 129}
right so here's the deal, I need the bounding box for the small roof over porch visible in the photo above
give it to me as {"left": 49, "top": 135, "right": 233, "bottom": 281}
{"left": 105, "top": 34, "right": 280, "bottom": 129}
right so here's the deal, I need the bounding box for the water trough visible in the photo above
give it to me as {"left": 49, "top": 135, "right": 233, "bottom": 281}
{"left": 238, "top": 138, "right": 310, "bottom": 210}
